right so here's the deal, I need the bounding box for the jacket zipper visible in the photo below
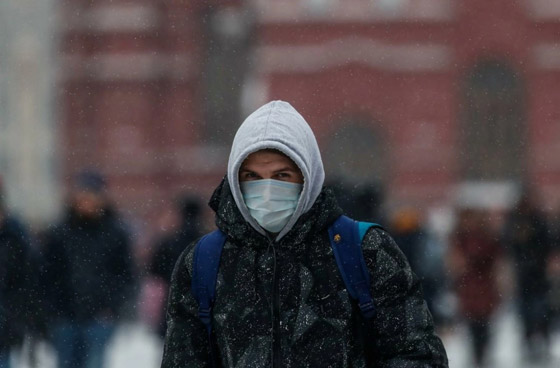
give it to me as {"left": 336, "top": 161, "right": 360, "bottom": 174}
{"left": 270, "top": 241, "right": 280, "bottom": 368}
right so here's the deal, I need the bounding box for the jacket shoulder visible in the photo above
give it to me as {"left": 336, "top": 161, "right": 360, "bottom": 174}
{"left": 360, "top": 227, "right": 416, "bottom": 292}
{"left": 361, "top": 227, "right": 409, "bottom": 265}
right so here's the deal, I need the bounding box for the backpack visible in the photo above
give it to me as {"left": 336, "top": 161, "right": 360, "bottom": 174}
{"left": 191, "top": 215, "right": 382, "bottom": 365}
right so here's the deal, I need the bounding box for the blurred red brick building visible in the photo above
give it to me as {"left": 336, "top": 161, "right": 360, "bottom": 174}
{"left": 59, "top": 0, "right": 560, "bottom": 236}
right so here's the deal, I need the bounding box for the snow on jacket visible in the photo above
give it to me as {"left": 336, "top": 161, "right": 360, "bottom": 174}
{"left": 161, "top": 100, "right": 448, "bottom": 367}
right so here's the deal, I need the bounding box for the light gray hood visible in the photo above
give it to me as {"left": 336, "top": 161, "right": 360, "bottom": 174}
{"left": 227, "top": 100, "right": 325, "bottom": 241}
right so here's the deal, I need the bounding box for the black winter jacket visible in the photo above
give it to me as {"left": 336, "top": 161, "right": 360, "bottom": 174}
{"left": 41, "top": 209, "right": 134, "bottom": 323}
{"left": 161, "top": 180, "right": 448, "bottom": 367}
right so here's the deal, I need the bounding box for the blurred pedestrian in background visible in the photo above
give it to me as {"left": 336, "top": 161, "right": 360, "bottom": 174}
{"left": 0, "top": 183, "right": 33, "bottom": 368}
{"left": 147, "top": 196, "right": 203, "bottom": 338}
{"left": 548, "top": 208, "right": 560, "bottom": 330}
{"left": 502, "top": 191, "right": 555, "bottom": 362}
{"left": 448, "top": 209, "right": 503, "bottom": 367}
{"left": 390, "top": 207, "right": 447, "bottom": 327}
{"left": 40, "top": 171, "right": 134, "bottom": 368}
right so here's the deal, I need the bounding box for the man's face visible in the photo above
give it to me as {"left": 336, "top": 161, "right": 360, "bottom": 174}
{"left": 239, "top": 150, "right": 304, "bottom": 184}
{"left": 73, "top": 190, "right": 105, "bottom": 218}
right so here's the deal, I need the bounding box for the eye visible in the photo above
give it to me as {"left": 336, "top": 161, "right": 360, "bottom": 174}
{"left": 275, "top": 172, "right": 290, "bottom": 179}
{"left": 242, "top": 171, "right": 260, "bottom": 180}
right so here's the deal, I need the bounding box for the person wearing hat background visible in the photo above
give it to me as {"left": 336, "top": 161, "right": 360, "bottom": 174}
{"left": 40, "top": 170, "right": 134, "bottom": 368}
{"left": 161, "top": 101, "right": 448, "bottom": 367}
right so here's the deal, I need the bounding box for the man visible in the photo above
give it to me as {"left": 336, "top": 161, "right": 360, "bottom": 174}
{"left": 503, "top": 191, "right": 554, "bottom": 361}
{"left": 161, "top": 101, "right": 448, "bottom": 367}
{"left": 41, "top": 171, "right": 134, "bottom": 368}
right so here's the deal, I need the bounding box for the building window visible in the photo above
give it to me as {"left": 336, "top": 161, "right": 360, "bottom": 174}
{"left": 461, "top": 60, "right": 526, "bottom": 181}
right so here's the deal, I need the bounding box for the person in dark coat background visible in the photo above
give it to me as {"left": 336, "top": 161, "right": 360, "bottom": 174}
{"left": 503, "top": 191, "right": 554, "bottom": 361}
{"left": 40, "top": 171, "right": 134, "bottom": 368}
{"left": 161, "top": 101, "right": 448, "bottom": 367}
{"left": 149, "top": 196, "right": 203, "bottom": 337}
{"left": 0, "top": 187, "right": 32, "bottom": 368}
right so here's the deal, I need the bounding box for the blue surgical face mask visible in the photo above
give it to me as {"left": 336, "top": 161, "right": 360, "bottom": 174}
{"left": 240, "top": 179, "right": 303, "bottom": 233}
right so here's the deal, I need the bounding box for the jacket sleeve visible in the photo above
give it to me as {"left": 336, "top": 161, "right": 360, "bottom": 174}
{"left": 160, "top": 242, "right": 212, "bottom": 368}
{"left": 362, "top": 228, "right": 448, "bottom": 368}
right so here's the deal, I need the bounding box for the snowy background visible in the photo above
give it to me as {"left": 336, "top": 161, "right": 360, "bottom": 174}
{"left": 3, "top": 1, "right": 560, "bottom": 368}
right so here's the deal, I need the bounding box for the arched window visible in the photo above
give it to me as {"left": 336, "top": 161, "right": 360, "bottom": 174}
{"left": 461, "top": 60, "right": 526, "bottom": 180}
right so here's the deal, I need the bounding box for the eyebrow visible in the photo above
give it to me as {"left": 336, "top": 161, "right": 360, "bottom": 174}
{"left": 272, "top": 167, "right": 298, "bottom": 173}
{"left": 239, "top": 166, "right": 297, "bottom": 172}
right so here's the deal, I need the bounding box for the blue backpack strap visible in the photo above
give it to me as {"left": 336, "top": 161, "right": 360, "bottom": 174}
{"left": 328, "top": 215, "right": 383, "bottom": 319}
{"left": 191, "top": 229, "right": 227, "bottom": 367}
